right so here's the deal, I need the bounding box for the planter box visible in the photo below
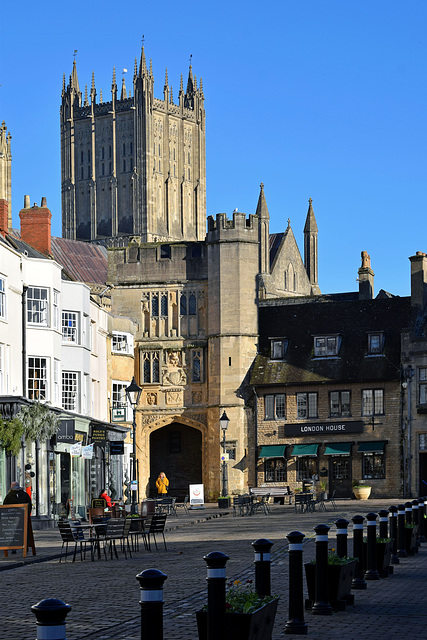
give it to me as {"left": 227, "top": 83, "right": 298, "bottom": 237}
{"left": 405, "top": 525, "right": 418, "bottom": 556}
{"left": 353, "top": 486, "right": 371, "bottom": 500}
{"left": 218, "top": 498, "right": 231, "bottom": 509}
{"left": 196, "top": 598, "right": 278, "bottom": 640}
{"left": 305, "top": 560, "right": 357, "bottom": 610}
{"left": 362, "top": 540, "right": 393, "bottom": 577}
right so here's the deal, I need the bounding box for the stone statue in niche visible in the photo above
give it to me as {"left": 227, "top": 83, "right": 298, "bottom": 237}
{"left": 163, "top": 350, "right": 187, "bottom": 386}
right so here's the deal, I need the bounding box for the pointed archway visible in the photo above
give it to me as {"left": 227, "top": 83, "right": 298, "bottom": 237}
{"left": 149, "top": 422, "right": 202, "bottom": 498}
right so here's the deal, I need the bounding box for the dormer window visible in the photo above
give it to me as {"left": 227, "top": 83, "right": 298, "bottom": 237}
{"left": 314, "top": 335, "right": 340, "bottom": 357}
{"left": 368, "top": 332, "right": 383, "bottom": 354}
{"left": 270, "top": 338, "right": 288, "bottom": 360}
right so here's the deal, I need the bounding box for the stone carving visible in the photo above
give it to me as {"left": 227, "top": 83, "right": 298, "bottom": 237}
{"left": 166, "top": 390, "right": 183, "bottom": 405}
{"left": 163, "top": 350, "right": 187, "bottom": 386}
{"left": 146, "top": 392, "right": 157, "bottom": 405}
{"left": 192, "top": 391, "right": 203, "bottom": 405}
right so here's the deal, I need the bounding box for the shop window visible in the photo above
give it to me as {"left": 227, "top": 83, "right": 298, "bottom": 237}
{"left": 270, "top": 339, "right": 288, "bottom": 360}
{"left": 362, "top": 453, "right": 385, "bottom": 479}
{"left": 264, "top": 394, "right": 286, "bottom": 420}
{"left": 264, "top": 458, "right": 287, "bottom": 482}
{"left": 362, "top": 389, "right": 384, "bottom": 416}
{"left": 296, "top": 457, "right": 318, "bottom": 481}
{"left": 297, "top": 392, "right": 318, "bottom": 419}
{"left": 329, "top": 391, "right": 351, "bottom": 417}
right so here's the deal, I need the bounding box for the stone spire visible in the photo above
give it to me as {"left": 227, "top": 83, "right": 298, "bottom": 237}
{"left": 185, "top": 59, "right": 195, "bottom": 108}
{"left": 71, "top": 59, "right": 80, "bottom": 93}
{"left": 304, "top": 198, "right": 319, "bottom": 291}
{"left": 256, "top": 182, "right": 269, "bottom": 220}
{"left": 90, "top": 71, "right": 96, "bottom": 103}
{"left": 257, "top": 183, "right": 270, "bottom": 275}
{"left": 84, "top": 85, "right": 89, "bottom": 106}
{"left": 121, "top": 77, "right": 127, "bottom": 100}
{"left": 139, "top": 45, "right": 147, "bottom": 77}
{"left": 112, "top": 66, "right": 117, "bottom": 100}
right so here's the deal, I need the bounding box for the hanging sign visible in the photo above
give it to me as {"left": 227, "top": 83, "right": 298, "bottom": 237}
{"left": 82, "top": 443, "right": 94, "bottom": 459}
{"left": 70, "top": 442, "right": 82, "bottom": 457}
{"left": 112, "top": 407, "right": 127, "bottom": 423}
{"left": 91, "top": 426, "right": 107, "bottom": 445}
{"left": 110, "top": 441, "right": 124, "bottom": 455}
{"left": 57, "top": 419, "right": 75, "bottom": 444}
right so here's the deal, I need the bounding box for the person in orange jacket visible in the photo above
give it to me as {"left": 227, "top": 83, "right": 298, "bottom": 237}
{"left": 99, "top": 488, "right": 114, "bottom": 508}
{"left": 156, "top": 472, "right": 169, "bottom": 496}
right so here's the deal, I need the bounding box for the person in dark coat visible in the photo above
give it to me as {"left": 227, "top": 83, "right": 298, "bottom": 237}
{"left": 3, "top": 481, "right": 32, "bottom": 513}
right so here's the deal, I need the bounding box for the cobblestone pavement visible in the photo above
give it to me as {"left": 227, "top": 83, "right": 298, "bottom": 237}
{"left": 1, "top": 499, "right": 427, "bottom": 639}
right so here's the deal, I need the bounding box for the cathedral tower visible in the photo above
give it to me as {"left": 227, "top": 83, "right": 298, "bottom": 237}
{"left": 61, "top": 47, "right": 206, "bottom": 243}
{"left": 0, "top": 121, "right": 12, "bottom": 228}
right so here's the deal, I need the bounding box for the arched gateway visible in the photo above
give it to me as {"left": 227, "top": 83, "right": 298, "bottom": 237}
{"left": 149, "top": 422, "right": 203, "bottom": 498}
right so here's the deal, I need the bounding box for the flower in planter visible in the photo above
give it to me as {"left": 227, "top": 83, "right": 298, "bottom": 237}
{"left": 310, "top": 551, "right": 356, "bottom": 566}
{"left": 203, "top": 580, "right": 277, "bottom": 614}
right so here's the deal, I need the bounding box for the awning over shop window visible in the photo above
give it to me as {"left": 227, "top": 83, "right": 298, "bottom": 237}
{"left": 357, "top": 441, "right": 386, "bottom": 453}
{"left": 259, "top": 445, "right": 286, "bottom": 459}
{"left": 324, "top": 442, "right": 352, "bottom": 456}
{"left": 291, "top": 444, "right": 319, "bottom": 457}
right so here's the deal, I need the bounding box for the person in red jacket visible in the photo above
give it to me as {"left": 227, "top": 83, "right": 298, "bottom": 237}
{"left": 99, "top": 488, "right": 114, "bottom": 508}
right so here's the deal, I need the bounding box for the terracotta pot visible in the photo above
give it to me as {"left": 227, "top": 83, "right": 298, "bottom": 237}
{"left": 353, "top": 486, "right": 371, "bottom": 500}
{"left": 196, "top": 598, "right": 279, "bottom": 640}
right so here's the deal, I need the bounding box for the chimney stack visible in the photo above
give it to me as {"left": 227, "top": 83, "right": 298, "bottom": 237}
{"left": 19, "top": 196, "right": 52, "bottom": 255}
{"left": 358, "top": 251, "right": 374, "bottom": 300}
{"left": 0, "top": 199, "right": 8, "bottom": 237}
{"left": 410, "top": 252, "right": 427, "bottom": 310}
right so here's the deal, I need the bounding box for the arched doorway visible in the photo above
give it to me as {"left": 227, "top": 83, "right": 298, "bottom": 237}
{"left": 149, "top": 423, "right": 202, "bottom": 497}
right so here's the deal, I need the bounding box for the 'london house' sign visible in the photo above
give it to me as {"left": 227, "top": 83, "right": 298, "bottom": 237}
{"left": 284, "top": 421, "right": 364, "bottom": 437}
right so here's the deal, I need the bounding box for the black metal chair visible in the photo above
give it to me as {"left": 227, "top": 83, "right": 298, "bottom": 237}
{"left": 251, "top": 494, "right": 270, "bottom": 515}
{"left": 175, "top": 496, "right": 189, "bottom": 514}
{"left": 143, "top": 514, "right": 167, "bottom": 551}
{"left": 104, "top": 518, "right": 130, "bottom": 559}
{"left": 58, "top": 519, "right": 93, "bottom": 562}
{"left": 323, "top": 490, "right": 337, "bottom": 510}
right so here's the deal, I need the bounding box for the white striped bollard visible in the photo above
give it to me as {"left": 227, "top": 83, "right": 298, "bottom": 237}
{"left": 397, "top": 504, "right": 407, "bottom": 557}
{"left": 364, "top": 513, "right": 380, "bottom": 580}
{"left": 136, "top": 568, "right": 167, "bottom": 640}
{"left": 335, "top": 518, "right": 349, "bottom": 559}
{"left": 378, "top": 510, "right": 389, "bottom": 539}
{"left": 31, "top": 598, "right": 71, "bottom": 640}
{"left": 412, "top": 500, "right": 420, "bottom": 550}
{"left": 312, "top": 523, "right": 332, "bottom": 615}
{"left": 252, "top": 538, "right": 273, "bottom": 597}
{"left": 388, "top": 506, "right": 399, "bottom": 564}
{"left": 285, "top": 531, "right": 307, "bottom": 635}
{"left": 204, "top": 550, "right": 229, "bottom": 640}
{"left": 418, "top": 498, "right": 426, "bottom": 543}
{"left": 351, "top": 515, "right": 367, "bottom": 589}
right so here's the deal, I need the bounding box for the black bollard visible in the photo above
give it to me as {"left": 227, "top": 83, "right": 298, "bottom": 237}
{"left": 378, "top": 510, "right": 389, "bottom": 539}
{"left": 388, "top": 506, "right": 399, "bottom": 564}
{"left": 335, "top": 518, "right": 349, "bottom": 559}
{"left": 351, "top": 515, "right": 367, "bottom": 589}
{"left": 252, "top": 538, "right": 273, "bottom": 597}
{"left": 285, "top": 531, "right": 308, "bottom": 635}
{"left": 31, "top": 598, "right": 72, "bottom": 640}
{"left": 397, "top": 504, "right": 407, "bottom": 557}
{"left": 203, "top": 551, "right": 229, "bottom": 640}
{"left": 136, "top": 568, "right": 167, "bottom": 640}
{"left": 412, "top": 500, "right": 420, "bottom": 550}
{"left": 405, "top": 501, "right": 413, "bottom": 525}
{"left": 418, "top": 498, "right": 426, "bottom": 543}
{"left": 364, "top": 512, "right": 380, "bottom": 580}
{"left": 312, "top": 524, "right": 332, "bottom": 615}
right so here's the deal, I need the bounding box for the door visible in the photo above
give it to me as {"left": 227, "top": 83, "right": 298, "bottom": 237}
{"left": 329, "top": 456, "right": 352, "bottom": 498}
{"left": 419, "top": 453, "right": 427, "bottom": 496}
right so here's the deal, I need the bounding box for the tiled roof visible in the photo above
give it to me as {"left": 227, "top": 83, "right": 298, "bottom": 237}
{"left": 251, "top": 295, "right": 414, "bottom": 386}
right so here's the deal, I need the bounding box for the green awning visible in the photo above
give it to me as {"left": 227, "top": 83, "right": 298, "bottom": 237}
{"left": 291, "top": 444, "right": 319, "bottom": 457}
{"left": 358, "top": 441, "right": 386, "bottom": 453}
{"left": 324, "top": 442, "right": 352, "bottom": 456}
{"left": 259, "top": 445, "right": 286, "bottom": 459}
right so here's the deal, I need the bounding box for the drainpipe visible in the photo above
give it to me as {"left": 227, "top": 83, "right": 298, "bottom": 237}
{"left": 22, "top": 285, "right": 27, "bottom": 396}
{"left": 252, "top": 387, "right": 259, "bottom": 488}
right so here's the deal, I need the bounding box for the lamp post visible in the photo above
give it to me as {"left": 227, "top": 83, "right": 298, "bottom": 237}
{"left": 220, "top": 411, "right": 229, "bottom": 497}
{"left": 403, "top": 365, "right": 414, "bottom": 498}
{"left": 125, "top": 376, "right": 142, "bottom": 514}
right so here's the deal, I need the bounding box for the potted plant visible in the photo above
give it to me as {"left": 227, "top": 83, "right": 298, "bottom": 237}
{"left": 317, "top": 481, "right": 328, "bottom": 500}
{"left": 352, "top": 480, "right": 371, "bottom": 500}
{"left": 218, "top": 496, "right": 231, "bottom": 509}
{"left": 196, "top": 579, "right": 279, "bottom": 640}
{"left": 362, "top": 536, "right": 393, "bottom": 577}
{"left": 305, "top": 552, "right": 357, "bottom": 610}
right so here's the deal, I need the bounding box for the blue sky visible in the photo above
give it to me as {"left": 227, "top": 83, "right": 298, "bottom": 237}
{"left": 1, "top": 1, "right": 426, "bottom": 296}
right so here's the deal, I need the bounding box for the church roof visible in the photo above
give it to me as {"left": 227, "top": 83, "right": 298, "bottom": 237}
{"left": 269, "top": 232, "right": 285, "bottom": 266}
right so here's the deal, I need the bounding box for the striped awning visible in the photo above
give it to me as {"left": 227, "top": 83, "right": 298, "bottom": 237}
{"left": 291, "top": 444, "right": 319, "bottom": 457}
{"left": 258, "top": 445, "right": 286, "bottom": 459}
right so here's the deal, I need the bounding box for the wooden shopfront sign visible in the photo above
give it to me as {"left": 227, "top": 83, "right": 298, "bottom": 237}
{"left": 0, "top": 504, "right": 36, "bottom": 558}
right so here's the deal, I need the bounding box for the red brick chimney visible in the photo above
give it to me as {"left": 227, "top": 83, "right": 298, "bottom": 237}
{"left": 0, "top": 199, "right": 8, "bottom": 237}
{"left": 19, "top": 197, "right": 52, "bottom": 255}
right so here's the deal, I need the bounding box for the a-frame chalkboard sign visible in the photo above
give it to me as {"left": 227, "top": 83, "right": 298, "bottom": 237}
{"left": 0, "top": 504, "right": 36, "bottom": 557}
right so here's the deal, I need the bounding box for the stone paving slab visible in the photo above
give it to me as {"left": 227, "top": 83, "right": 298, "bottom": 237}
{"left": 1, "top": 499, "right": 426, "bottom": 639}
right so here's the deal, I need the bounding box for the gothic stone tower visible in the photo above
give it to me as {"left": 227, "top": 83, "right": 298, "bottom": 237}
{"left": 61, "top": 47, "right": 206, "bottom": 243}
{"left": 0, "top": 121, "right": 12, "bottom": 228}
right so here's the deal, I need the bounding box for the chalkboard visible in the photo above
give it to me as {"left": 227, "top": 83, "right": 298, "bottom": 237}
{"left": 0, "top": 504, "right": 29, "bottom": 557}
{"left": 92, "top": 498, "right": 107, "bottom": 509}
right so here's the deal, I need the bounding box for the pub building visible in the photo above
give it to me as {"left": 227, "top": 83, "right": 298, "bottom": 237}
{"left": 251, "top": 258, "right": 415, "bottom": 499}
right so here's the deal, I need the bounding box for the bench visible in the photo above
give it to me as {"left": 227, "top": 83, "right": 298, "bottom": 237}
{"left": 249, "top": 486, "right": 293, "bottom": 505}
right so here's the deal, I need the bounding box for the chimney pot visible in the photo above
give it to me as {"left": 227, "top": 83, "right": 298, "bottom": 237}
{"left": 24, "top": 195, "right": 30, "bottom": 208}
{"left": 41, "top": 197, "right": 47, "bottom": 207}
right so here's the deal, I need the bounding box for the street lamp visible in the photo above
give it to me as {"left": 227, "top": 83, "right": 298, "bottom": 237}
{"left": 220, "top": 410, "right": 230, "bottom": 497}
{"left": 125, "top": 376, "right": 142, "bottom": 513}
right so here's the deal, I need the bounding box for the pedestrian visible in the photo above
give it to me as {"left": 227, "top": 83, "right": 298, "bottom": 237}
{"left": 156, "top": 471, "right": 169, "bottom": 496}
{"left": 99, "top": 488, "right": 114, "bottom": 508}
{"left": 3, "top": 481, "right": 32, "bottom": 513}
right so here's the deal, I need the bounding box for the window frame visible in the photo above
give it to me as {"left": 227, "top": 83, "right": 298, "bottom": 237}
{"left": 0, "top": 276, "right": 6, "bottom": 319}
{"left": 112, "top": 331, "right": 134, "bottom": 355}
{"left": 264, "top": 458, "right": 287, "bottom": 483}
{"left": 28, "top": 356, "right": 49, "bottom": 401}
{"left": 27, "top": 287, "right": 49, "bottom": 326}
{"left": 329, "top": 390, "right": 351, "bottom": 417}
{"left": 191, "top": 349, "right": 203, "bottom": 383}
{"left": 264, "top": 393, "right": 286, "bottom": 420}
{"left": 313, "top": 335, "right": 341, "bottom": 357}
{"left": 142, "top": 351, "right": 160, "bottom": 384}
{"left": 367, "top": 332, "right": 383, "bottom": 355}
{"left": 62, "top": 370, "right": 79, "bottom": 412}
{"left": 296, "top": 392, "right": 318, "bottom": 419}
{"left": 362, "top": 389, "right": 384, "bottom": 417}
{"left": 419, "top": 368, "right": 427, "bottom": 405}
{"left": 270, "top": 338, "right": 288, "bottom": 360}
{"left": 362, "top": 452, "right": 385, "bottom": 479}
{"left": 62, "top": 311, "right": 79, "bottom": 343}
{"left": 296, "top": 457, "right": 318, "bottom": 481}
